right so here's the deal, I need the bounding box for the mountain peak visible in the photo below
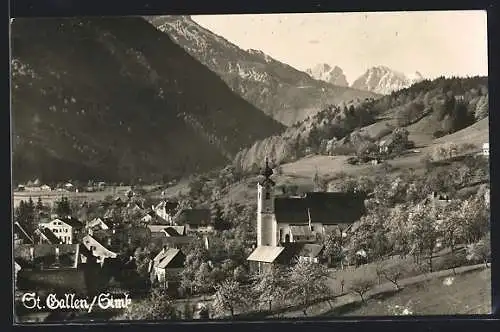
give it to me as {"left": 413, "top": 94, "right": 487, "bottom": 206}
{"left": 306, "top": 63, "right": 349, "bottom": 87}
{"left": 351, "top": 66, "right": 424, "bottom": 94}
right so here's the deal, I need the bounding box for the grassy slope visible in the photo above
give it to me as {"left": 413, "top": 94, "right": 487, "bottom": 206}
{"left": 342, "top": 268, "right": 491, "bottom": 316}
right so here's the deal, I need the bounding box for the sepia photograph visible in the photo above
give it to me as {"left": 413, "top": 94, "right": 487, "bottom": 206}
{"left": 10, "top": 10, "right": 491, "bottom": 323}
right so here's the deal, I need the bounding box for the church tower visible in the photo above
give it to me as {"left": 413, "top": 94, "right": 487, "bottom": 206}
{"left": 257, "top": 158, "right": 278, "bottom": 247}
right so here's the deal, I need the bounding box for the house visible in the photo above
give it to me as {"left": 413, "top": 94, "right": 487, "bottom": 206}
{"left": 40, "top": 185, "right": 52, "bottom": 191}
{"left": 14, "top": 244, "right": 109, "bottom": 295}
{"left": 147, "top": 225, "right": 192, "bottom": 249}
{"left": 176, "top": 209, "right": 213, "bottom": 233}
{"left": 86, "top": 217, "right": 111, "bottom": 233}
{"left": 38, "top": 217, "right": 84, "bottom": 244}
{"left": 247, "top": 158, "right": 367, "bottom": 273}
{"left": 378, "top": 138, "right": 394, "bottom": 154}
{"left": 152, "top": 200, "right": 178, "bottom": 224}
{"left": 149, "top": 248, "right": 185, "bottom": 292}
{"left": 14, "top": 222, "right": 34, "bottom": 246}
{"left": 482, "top": 142, "right": 489, "bottom": 157}
{"left": 17, "top": 184, "right": 25, "bottom": 191}
{"left": 35, "top": 227, "right": 62, "bottom": 244}
{"left": 81, "top": 235, "right": 118, "bottom": 265}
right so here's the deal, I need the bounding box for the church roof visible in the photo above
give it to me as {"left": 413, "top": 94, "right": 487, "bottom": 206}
{"left": 247, "top": 246, "right": 285, "bottom": 263}
{"left": 274, "top": 192, "right": 366, "bottom": 225}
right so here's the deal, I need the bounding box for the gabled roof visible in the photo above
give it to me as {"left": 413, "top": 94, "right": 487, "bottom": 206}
{"left": 152, "top": 248, "right": 184, "bottom": 269}
{"left": 81, "top": 235, "right": 118, "bottom": 258}
{"left": 297, "top": 243, "right": 324, "bottom": 258}
{"left": 155, "top": 200, "right": 178, "bottom": 213}
{"left": 47, "top": 217, "right": 83, "bottom": 228}
{"left": 274, "top": 192, "right": 366, "bottom": 225}
{"left": 38, "top": 228, "right": 62, "bottom": 244}
{"left": 164, "top": 226, "right": 186, "bottom": 237}
{"left": 14, "top": 222, "right": 34, "bottom": 244}
{"left": 176, "top": 209, "right": 211, "bottom": 226}
{"left": 247, "top": 246, "right": 285, "bottom": 263}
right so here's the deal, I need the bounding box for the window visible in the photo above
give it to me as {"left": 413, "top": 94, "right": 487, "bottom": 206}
{"left": 311, "top": 226, "right": 314, "bottom": 232}
{"left": 279, "top": 229, "right": 283, "bottom": 242}
{"left": 265, "top": 192, "right": 270, "bottom": 200}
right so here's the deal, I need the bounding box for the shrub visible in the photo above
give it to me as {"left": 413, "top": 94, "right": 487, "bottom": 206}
{"left": 433, "top": 130, "right": 446, "bottom": 138}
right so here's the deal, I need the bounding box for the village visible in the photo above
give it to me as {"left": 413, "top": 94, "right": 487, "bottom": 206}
{"left": 14, "top": 139, "right": 491, "bottom": 321}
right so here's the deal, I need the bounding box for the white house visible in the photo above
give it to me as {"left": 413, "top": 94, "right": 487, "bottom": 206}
{"left": 483, "top": 142, "right": 489, "bottom": 157}
{"left": 38, "top": 217, "right": 83, "bottom": 244}
{"left": 40, "top": 185, "right": 52, "bottom": 191}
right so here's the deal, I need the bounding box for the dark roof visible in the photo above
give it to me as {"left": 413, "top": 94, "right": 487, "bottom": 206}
{"left": 14, "top": 222, "right": 34, "bottom": 244}
{"left": 297, "top": 243, "right": 324, "bottom": 258}
{"left": 58, "top": 216, "right": 84, "bottom": 228}
{"left": 177, "top": 209, "right": 211, "bottom": 226}
{"left": 274, "top": 192, "right": 366, "bottom": 225}
{"left": 40, "top": 228, "right": 62, "bottom": 244}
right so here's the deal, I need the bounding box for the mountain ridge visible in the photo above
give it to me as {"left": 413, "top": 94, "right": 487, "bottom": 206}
{"left": 351, "top": 65, "right": 424, "bottom": 94}
{"left": 148, "top": 15, "right": 379, "bottom": 126}
{"left": 11, "top": 17, "right": 284, "bottom": 183}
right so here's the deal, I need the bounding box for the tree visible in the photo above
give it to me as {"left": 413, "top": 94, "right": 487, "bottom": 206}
{"left": 212, "top": 279, "right": 248, "bottom": 318}
{"left": 114, "top": 288, "right": 178, "bottom": 320}
{"left": 465, "top": 233, "right": 491, "bottom": 268}
{"left": 55, "top": 196, "right": 71, "bottom": 217}
{"left": 322, "top": 229, "right": 347, "bottom": 268}
{"left": 350, "top": 278, "right": 374, "bottom": 303}
{"left": 378, "top": 262, "right": 407, "bottom": 290}
{"left": 252, "top": 265, "right": 287, "bottom": 312}
{"left": 195, "top": 262, "right": 215, "bottom": 296}
{"left": 287, "top": 261, "right": 331, "bottom": 316}
{"left": 407, "top": 204, "right": 441, "bottom": 272}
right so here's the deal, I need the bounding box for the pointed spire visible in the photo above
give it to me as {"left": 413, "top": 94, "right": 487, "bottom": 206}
{"left": 261, "top": 157, "right": 273, "bottom": 179}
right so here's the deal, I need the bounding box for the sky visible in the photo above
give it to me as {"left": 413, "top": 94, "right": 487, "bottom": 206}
{"left": 192, "top": 11, "right": 488, "bottom": 84}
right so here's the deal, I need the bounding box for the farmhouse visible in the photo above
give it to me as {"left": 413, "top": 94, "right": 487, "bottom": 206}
{"left": 38, "top": 217, "right": 84, "bottom": 244}
{"left": 149, "top": 247, "right": 186, "bottom": 293}
{"left": 247, "top": 158, "right": 367, "bottom": 273}
{"left": 176, "top": 209, "right": 214, "bottom": 233}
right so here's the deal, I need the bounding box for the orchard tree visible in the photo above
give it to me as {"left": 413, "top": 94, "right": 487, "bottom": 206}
{"left": 350, "top": 278, "right": 375, "bottom": 303}
{"left": 407, "top": 204, "right": 441, "bottom": 272}
{"left": 114, "top": 288, "right": 178, "bottom": 320}
{"left": 212, "top": 279, "right": 249, "bottom": 318}
{"left": 252, "top": 265, "right": 288, "bottom": 312}
{"left": 287, "top": 261, "right": 331, "bottom": 316}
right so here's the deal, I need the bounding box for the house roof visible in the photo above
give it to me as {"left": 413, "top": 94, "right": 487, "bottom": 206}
{"left": 176, "top": 209, "right": 211, "bottom": 226}
{"left": 46, "top": 216, "right": 83, "bottom": 228}
{"left": 14, "top": 244, "right": 80, "bottom": 269}
{"left": 289, "top": 225, "right": 314, "bottom": 237}
{"left": 81, "top": 235, "right": 118, "bottom": 258}
{"left": 164, "top": 226, "right": 186, "bottom": 237}
{"left": 297, "top": 243, "right": 324, "bottom": 258}
{"left": 247, "top": 246, "right": 285, "bottom": 263}
{"left": 153, "top": 248, "right": 183, "bottom": 269}
{"left": 39, "top": 228, "right": 62, "bottom": 244}
{"left": 274, "top": 192, "right": 366, "bottom": 225}
{"left": 14, "top": 222, "right": 34, "bottom": 244}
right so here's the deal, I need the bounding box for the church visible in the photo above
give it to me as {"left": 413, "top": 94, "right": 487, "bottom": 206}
{"left": 247, "top": 158, "right": 367, "bottom": 273}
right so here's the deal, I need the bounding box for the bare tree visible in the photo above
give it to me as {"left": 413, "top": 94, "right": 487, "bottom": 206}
{"left": 350, "top": 278, "right": 375, "bottom": 303}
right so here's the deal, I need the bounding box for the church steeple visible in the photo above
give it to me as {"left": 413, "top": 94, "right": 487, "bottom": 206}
{"left": 259, "top": 157, "right": 275, "bottom": 186}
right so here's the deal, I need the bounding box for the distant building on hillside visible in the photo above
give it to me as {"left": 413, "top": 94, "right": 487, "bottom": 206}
{"left": 482, "top": 142, "right": 489, "bottom": 157}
